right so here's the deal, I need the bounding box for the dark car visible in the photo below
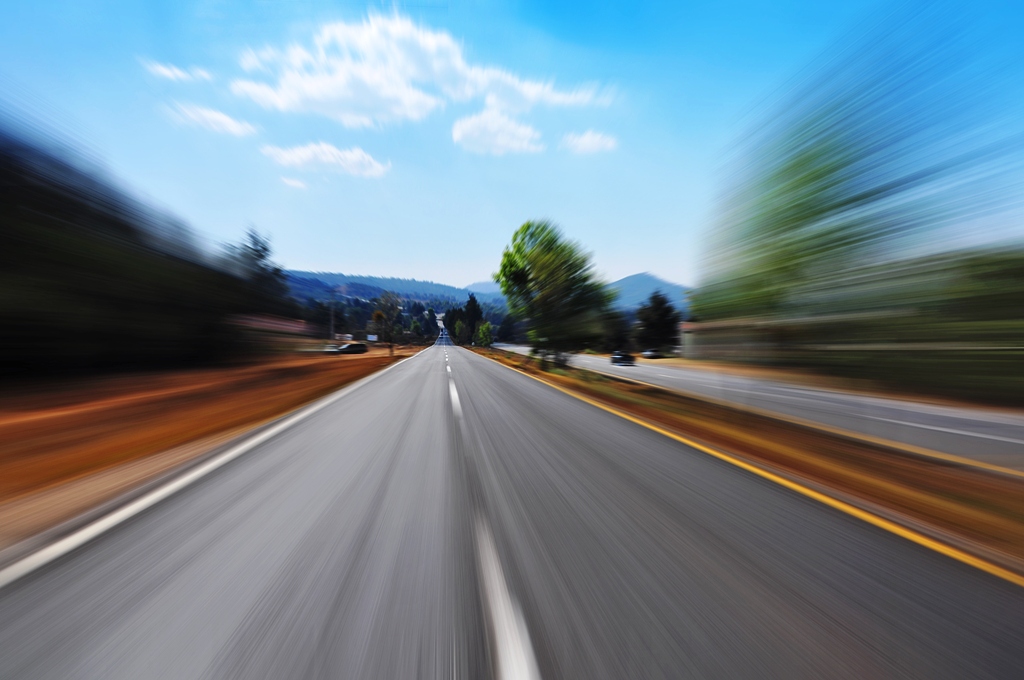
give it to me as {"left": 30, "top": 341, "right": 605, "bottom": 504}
{"left": 337, "top": 343, "right": 368, "bottom": 354}
{"left": 641, "top": 349, "right": 662, "bottom": 359}
{"left": 611, "top": 350, "right": 635, "bottom": 366}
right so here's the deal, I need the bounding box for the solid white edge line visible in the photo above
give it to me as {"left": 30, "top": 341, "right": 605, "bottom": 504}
{"left": 0, "top": 351, "right": 425, "bottom": 591}
{"left": 476, "top": 517, "right": 541, "bottom": 680}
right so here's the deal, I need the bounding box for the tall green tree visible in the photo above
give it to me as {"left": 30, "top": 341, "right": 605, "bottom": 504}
{"left": 464, "top": 293, "right": 483, "bottom": 337}
{"left": 496, "top": 314, "right": 517, "bottom": 342}
{"left": 474, "top": 321, "right": 493, "bottom": 347}
{"left": 495, "top": 221, "right": 613, "bottom": 360}
{"left": 423, "top": 308, "right": 439, "bottom": 337}
{"left": 635, "top": 291, "right": 682, "bottom": 350}
{"left": 692, "top": 8, "right": 1017, "bottom": 322}
{"left": 600, "top": 309, "right": 632, "bottom": 353}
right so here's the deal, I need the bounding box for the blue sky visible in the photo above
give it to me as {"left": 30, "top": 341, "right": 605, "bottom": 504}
{"left": 3, "top": 0, "right": 1020, "bottom": 287}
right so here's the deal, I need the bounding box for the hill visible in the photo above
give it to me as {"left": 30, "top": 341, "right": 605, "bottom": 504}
{"left": 286, "top": 270, "right": 689, "bottom": 314}
{"left": 285, "top": 271, "right": 505, "bottom": 305}
{"left": 466, "top": 280, "right": 502, "bottom": 295}
{"left": 609, "top": 273, "right": 690, "bottom": 313}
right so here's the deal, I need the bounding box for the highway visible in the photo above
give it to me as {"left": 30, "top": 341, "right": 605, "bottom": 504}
{"left": 497, "top": 344, "right": 1024, "bottom": 471}
{"left": 1, "top": 337, "right": 1022, "bottom": 679}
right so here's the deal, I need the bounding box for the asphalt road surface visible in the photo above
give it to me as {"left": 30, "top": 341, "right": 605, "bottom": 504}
{"left": 496, "top": 344, "right": 1024, "bottom": 471}
{"left": 1, "top": 338, "right": 1022, "bottom": 679}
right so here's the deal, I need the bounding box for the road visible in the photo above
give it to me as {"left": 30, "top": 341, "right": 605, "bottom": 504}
{"left": 497, "top": 344, "right": 1024, "bottom": 471}
{"left": 1, "top": 338, "right": 1022, "bottom": 679}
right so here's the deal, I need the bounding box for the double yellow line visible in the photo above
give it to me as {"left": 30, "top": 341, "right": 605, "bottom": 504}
{"left": 481, "top": 353, "right": 1024, "bottom": 589}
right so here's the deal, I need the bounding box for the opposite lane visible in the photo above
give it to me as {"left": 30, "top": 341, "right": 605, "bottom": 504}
{"left": 496, "top": 344, "right": 1024, "bottom": 471}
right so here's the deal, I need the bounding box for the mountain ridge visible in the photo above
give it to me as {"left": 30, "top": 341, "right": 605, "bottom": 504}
{"left": 286, "top": 270, "right": 688, "bottom": 312}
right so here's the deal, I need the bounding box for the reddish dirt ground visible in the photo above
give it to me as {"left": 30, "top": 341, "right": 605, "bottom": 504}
{"left": 0, "top": 349, "right": 414, "bottom": 550}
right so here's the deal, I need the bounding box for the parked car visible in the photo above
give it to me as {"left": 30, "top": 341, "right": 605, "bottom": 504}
{"left": 337, "top": 343, "right": 368, "bottom": 354}
{"left": 611, "top": 350, "right": 635, "bottom": 366}
{"left": 641, "top": 349, "right": 662, "bottom": 359}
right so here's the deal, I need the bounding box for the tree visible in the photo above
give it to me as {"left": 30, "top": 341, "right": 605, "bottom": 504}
{"left": 635, "top": 291, "right": 681, "bottom": 350}
{"left": 692, "top": 7, "right": 1018, "bottom": 322}
{"left": 600, "top": 309, "right": 632, "bottom": 353}
{"left": 495, "top": 221, "right": 613, "bottom": 362}
{"left": 232, "top": 228, "right": 295, "bottom": 317}
{"left": 464, "top": 294, "right": 483, "bottom": 337}
{"left": 496, "top": 314, "right": 516, "bottom": 342}
{"left": 443, "top": 294, "right": 483, "bottom": 345}
{"left": 474, "top": 321, "right": 493, "bottom": 347}
{"left": 423, "top": 308, "right": 439, "bottom": 337}
{"left": 372, "top": 291, "right": 401, "bottom": 355}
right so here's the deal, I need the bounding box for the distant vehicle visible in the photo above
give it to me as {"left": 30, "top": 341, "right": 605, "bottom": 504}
{"left": 611, "top": 350, "right": 635, "bottom": 366}
{"left": 641, "top": 349, "right": 662, "bottom": 359}
{"left": 337, "top": 343, "right": 368, "bottom": 354}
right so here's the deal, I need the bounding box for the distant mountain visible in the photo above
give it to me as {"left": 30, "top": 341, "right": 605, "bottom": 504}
{"left": 286, "top": 270, "right": 687, "bottom": 314}
{"left": 286, "top": 271, "right": 505, "bottom": 305}
{"left": 609, "top": 273, "right": 690, "bottom": 313}
{"left": 466, "top": 280, "right": 501, "bottom": 295}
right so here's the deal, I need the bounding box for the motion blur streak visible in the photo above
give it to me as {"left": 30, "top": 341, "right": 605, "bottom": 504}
{"left": 2, "top": 343, "right": 1022, "bottom": 679}
{"left": 690, "top": 3, "right": 1024, "bottom": 403}
{"left": 0, "top": 118, "right": 298, "bottom": 377}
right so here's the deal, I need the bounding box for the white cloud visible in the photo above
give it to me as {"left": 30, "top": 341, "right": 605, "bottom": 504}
{"left": 452, "top": 108, "right": 544, "bottom": 155}
{"left": 143, "top": 60, "right": 212, "bottom": 82}
{"left": 171, "top": 103, "right": 257, "bottom": 136}
{"left": 261, "top": 142, "right": 390, "bottom": 177}
{"left": 560, "top": 130, "right": 618, "bottom": 154}
{"left": 281, "top": 177, "right": 307, "bottom": 189}
{"left": 230, "top": 13, "right": 600, "bottom": 129}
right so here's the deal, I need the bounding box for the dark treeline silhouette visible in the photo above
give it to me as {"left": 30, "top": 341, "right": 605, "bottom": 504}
{"left": 444, "top": 293, "right": 507, "bottom": 345}
{"left": 0, "top": 126, "right": 292, "bottom": 376}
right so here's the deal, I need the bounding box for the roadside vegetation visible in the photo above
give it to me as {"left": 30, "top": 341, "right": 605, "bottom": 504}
{"left": 0, "top": 127, "right": 306, "bottom": 377}
{"left": 687, "top": 8, "right": 1024, "bottom": 403}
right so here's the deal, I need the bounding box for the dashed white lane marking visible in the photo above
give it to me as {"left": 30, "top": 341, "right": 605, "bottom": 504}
{"left": 859, "top": 415, "right": 1024, "bottom": 445}
{"left": 448, "top": 380, "right": 462, "bottom": 419}
{"left": 449, "top": 353, "right": 539, "bottom": 679}
{"left": 476, "top": 518, "right": 541, "bottom": 680}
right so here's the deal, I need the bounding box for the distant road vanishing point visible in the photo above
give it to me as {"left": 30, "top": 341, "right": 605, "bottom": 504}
{"left": 1, "top": 336, "right": 1022, "bottom": 679}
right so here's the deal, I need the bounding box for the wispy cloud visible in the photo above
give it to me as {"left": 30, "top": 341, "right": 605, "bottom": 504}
{"left": 452, "top": 108, "right": 544, "bottom": 155}
{"left": 143, "top": 60, "right": 212, "bottom": 82}
{"left": 560, "top": 130, "right": 618, "bottom": 154}
{"left": 281, "top": 177, "right": 308, "bottom": 189}
{"left": 230, "top": 14, "right": 601, "bottom": 129}
{"left": 171, "top": 103, "right": 257, "bottom": 136}
{"left": 261, "top": 142, "right": 390, "bottom": 177}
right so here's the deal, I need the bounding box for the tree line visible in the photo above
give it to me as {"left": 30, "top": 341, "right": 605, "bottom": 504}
{"left": 0, "top": 127, "right": 297, "bottom": 376}
{"left": 686, "top": 5, "right": 1024, "bottom": 402}
{"left": 492, "top": 221, "right": 683, "bottom": 362}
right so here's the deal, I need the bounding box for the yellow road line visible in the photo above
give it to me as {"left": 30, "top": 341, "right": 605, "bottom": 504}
{"left": 478, "top": 353, "right": 1024, "bottom": 589}
{"left": 577, "top": 366, "right": 1024, "bottom": 481}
